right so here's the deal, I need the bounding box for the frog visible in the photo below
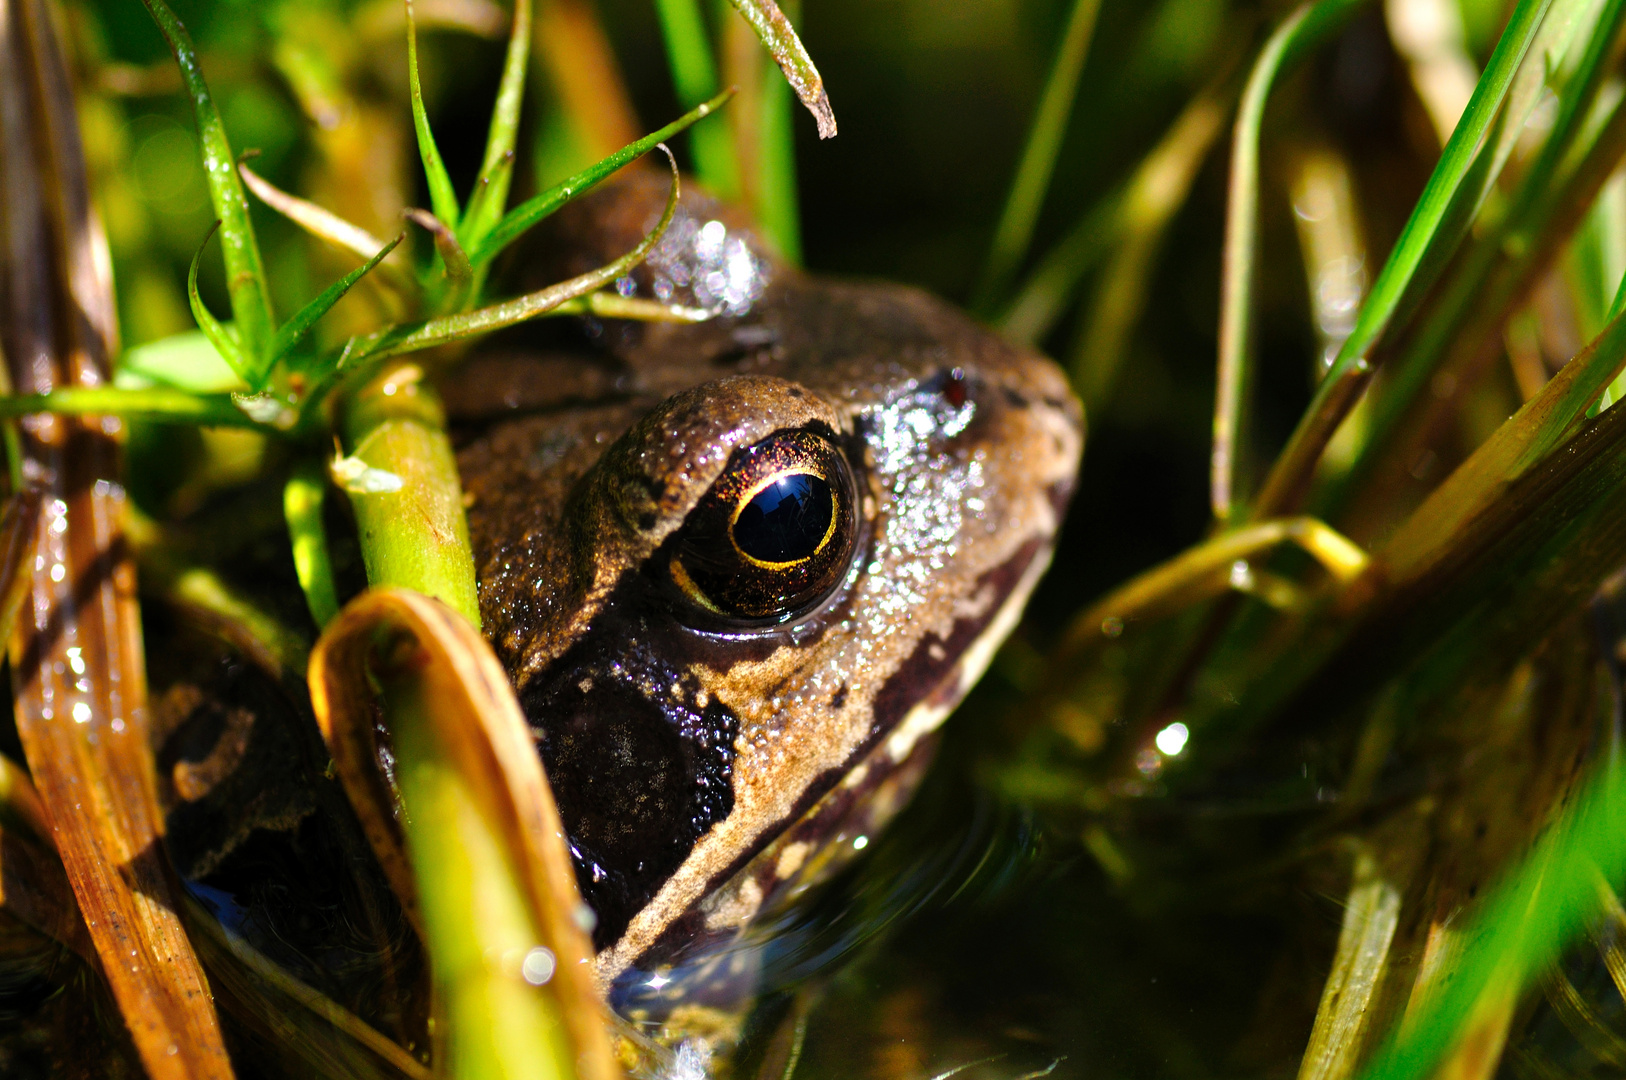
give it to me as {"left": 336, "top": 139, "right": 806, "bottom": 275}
{"left": 443, "top": 168, "right": 1085, "bottom": 1008}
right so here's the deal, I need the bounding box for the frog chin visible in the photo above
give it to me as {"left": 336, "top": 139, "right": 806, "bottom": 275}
{"left": 593, "top": 533, "right": 1059, "bottom": 996}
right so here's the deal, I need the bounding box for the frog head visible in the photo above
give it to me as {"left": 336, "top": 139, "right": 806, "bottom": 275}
{"left": 453, "top": 172, "right": 1084, "bottom": 999}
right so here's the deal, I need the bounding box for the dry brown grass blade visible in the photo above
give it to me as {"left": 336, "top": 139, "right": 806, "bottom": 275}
{"left": 308, "top": 587, "right": 617, "bottom": 1080}
{"left": 0, "top": 0, "right": 233, "bottom": 1075}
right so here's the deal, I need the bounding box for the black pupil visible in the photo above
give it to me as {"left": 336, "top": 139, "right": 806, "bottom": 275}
{"left": 733, "top": 472, "right": 832, "bottom": 564}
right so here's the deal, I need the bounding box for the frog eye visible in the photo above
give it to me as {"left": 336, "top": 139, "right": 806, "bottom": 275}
{"left": 668, "top": 428, "right": 858, "bottom": 622}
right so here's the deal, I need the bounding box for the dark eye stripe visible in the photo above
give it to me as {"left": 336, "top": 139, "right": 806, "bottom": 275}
{"left": 731, "top": 471, "right": 836, "bottom": 567}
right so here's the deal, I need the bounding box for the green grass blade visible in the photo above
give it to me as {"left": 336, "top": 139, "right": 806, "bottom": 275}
{"left": 186, "top": 223, "right": 250, "bottom": 383}
{"left": 972, "top": 0, "right": 1103, "bottom": 313}
{"left": 267, "top": 234, "right": 404, "bottom": 369}
{"left": 1249, "top": 0, "right": 1557, "bottom": 519}
{"left": 1355, "top": 757, "right": 1626, "bottom": 1080}
{"left": 1212, "top": 0, "right": 1366, "bottom": 522}
{"left": 406, "top": 0, "right": 461, "bottom": 230}
{"left": 139, "top": 0, "right": 275, "bottom": 365}
{"left": 1379, "top": 302, "right": 1626, "bottom": 582}
{"left": 0, "top": 387, "right": 257, "bottom": 426}
{"left": 344, "top": 149, "right": 685, "bottom": 367}
{"left": 725, "top": 0, "right": 836, "bottom": 138}
{"left": 283, "top": 460, "right": 341, "bottom": 628}
{"left": 1315, "top": 0, "right": 1626, "bottom": 514}
{"left": 751, "top": 0, "right": 802, "bottom": 262}
{"left": 459, "top": 0, "right": 532, "bottom": 247}
{"left": 756, "top": 55, "right": 801, "bottom": 262}
{"left": 654, "top": 0, "right": 741, "bottom": 196}
{"left": 470, "top": 90, "right": 733, "bottom": 266}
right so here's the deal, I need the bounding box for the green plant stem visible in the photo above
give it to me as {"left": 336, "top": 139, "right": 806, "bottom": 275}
{"left": 654, "top": 0, "right": 741, "bottom": 196}
{"left": 283, "top": 460, "right": 341, "bottom": 629}
{"left": 1211, "top": 0, "right": 1366, "bottom": 522}
{"left": 973, "top": 0, "right": 1102, "bottom": 313}
{"left": 753, "top": 0, "right": 802, "bottom": 262}
{"left": 335, "top": 365, "right": 572, "bottom": 1078}
{"left": 339, "top": 365, "right": 480, "bottom": 626}
{"left": 381, "top": 668, "right": 573, "bottom": 1080}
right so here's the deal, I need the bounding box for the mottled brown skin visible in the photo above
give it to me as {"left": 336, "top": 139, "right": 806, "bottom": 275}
{"left": 450, "top": 172, "right": 1083, "bottom": 998}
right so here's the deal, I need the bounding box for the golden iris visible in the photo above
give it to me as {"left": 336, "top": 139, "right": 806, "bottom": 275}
{"left": 668, "top": 428, "right": 857, "bottom": 621}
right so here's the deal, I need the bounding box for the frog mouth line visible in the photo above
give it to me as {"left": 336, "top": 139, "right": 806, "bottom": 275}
{"left": 595, "top": 532, "right": 1058, "bottom": 989}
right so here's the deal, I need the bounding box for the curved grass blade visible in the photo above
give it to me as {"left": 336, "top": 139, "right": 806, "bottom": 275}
{"left": 1212, "top": 0, "right": 1366, "bottom": 522}
{"left": 349, "top": 150, "right": 682, "bottom": 365}
{"left": 973, "top": 0, "right": 1103, "bottom": 313}
{"left": 187, "top": 222, "right": 250, "bottom": 381}
{"left": 309, "top": 588, "right": 619, "bottom": 1080}
{"left": 1249, "top": 0, "right": 1557, "bottom": 519}
{"left": 406, "top": 0, "right": 461, "bottom": 230}
{"left": 459, "top": 0, "right": 531, "bottom": 247}
{"left": 472, "top": 89, "right": 732, "bottom": 266}
{"left": 1049, "top": 515, "right": 1366, "bottom": 664}
{"left": 268, "top": 234, "right": 404, "bottom": 369}
{"left": 726, "top": 0, "right": 836, "bottom": 138}
{"left": 139, "top": 0, "right": 275, "bottom": 364}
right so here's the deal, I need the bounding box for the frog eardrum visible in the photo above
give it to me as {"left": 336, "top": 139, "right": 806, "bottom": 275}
{"left": 666, "top": 427, "right": 858, "bottom": 621}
